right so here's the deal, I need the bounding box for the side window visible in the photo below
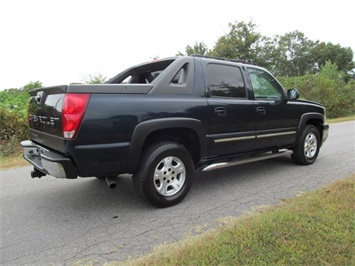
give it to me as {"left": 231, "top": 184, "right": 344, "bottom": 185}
{"left": 207, "top": 64, "right": 246, "bottom": 98}
{"left": 248, "top": 68, "right": 283, "bottom": 99}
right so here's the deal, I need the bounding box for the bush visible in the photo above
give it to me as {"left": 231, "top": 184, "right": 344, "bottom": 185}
{"left": 0, "top": 85, "right": 33, "bottom": 156}
{"left": 0, "top": 108, "right": 29, "bottom": 156}
{"left": 0, "top": 135, "right": 22, "bottom": 156}
{"left": 279, "top": 62, "right": 355, "bottom": 118}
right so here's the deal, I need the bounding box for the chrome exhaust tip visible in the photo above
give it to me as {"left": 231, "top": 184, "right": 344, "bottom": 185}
{"left": 105, "top": 176, "right": 117, "bottom": 189}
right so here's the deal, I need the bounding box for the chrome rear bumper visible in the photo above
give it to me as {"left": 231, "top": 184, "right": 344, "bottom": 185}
{"left": 21, "top": 140, "right": 77, "bottom": 179}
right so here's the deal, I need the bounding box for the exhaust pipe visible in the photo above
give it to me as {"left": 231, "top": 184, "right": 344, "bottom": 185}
{"left": 105, "top": 176, "right": 117, "bottom": 189}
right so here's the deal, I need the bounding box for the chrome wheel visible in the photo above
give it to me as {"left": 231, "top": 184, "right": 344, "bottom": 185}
{"left": 304, "top": 132, "right": 317, "bottom": 159}
{"left": 133, "top": 142, "right": 194, "bottom": 207}
{"left": 154, "top": 156, "right": 186, "bottom": 196}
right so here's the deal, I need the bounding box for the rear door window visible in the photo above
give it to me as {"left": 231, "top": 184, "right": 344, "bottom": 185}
{"left": 207, "top": 64, "right": 246, "bottom": 98}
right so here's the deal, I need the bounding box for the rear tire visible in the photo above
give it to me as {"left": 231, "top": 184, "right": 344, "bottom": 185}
{"left": 292, "top": 125, "right": 320, "bottom": 165}
{"left": 133, "top": 142, "right": 194, "bottom": 208}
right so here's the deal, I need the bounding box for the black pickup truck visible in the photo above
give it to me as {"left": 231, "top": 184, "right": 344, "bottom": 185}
{"left": 21, "top": 55, "right": 329, "bottom": 207}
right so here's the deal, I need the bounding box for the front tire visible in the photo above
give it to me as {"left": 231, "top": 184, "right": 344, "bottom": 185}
{"left": 133, "top": 142, "right": 194, "bottom": 208}
{"left": 292, "top": 125, "right": 320, "bottom": 165}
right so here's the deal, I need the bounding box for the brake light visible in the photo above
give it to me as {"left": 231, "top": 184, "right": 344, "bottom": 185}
{"left": 62, "top": 94, "right": 90, "bottom": 139}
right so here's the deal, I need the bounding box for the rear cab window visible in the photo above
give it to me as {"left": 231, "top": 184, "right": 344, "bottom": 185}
{"left": 207, "top": 63, "right": 247, "bottom": 98}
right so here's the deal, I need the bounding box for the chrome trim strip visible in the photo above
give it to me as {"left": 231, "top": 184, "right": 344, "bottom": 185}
{"left": 214, "top": 135, "right": 256, "bottom": 143}
{"left": 257, "top": 131, "right": 296, "bottom": 139}
{"left": 214, "top": 131, "right": 296, "bottom": 143}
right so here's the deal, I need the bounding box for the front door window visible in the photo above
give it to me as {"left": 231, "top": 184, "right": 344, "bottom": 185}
{"left": 248, "top": 68, "right": 283, "bottom": 100}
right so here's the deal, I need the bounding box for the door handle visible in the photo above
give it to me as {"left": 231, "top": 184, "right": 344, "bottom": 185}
{"left": 256, "top": 106, "right": 266, "bottom": 115}
{"left": 214, "top": 107, "right": 227, "bottom": 116}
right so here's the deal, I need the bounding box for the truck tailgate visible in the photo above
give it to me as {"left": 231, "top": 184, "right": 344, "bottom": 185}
{"left": 28, "top": 85, "right": 67, "bottom": 152}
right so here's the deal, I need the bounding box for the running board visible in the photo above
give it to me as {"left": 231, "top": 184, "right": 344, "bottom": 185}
{"left": 202, "top": 150, "right": 293, "bottom": 172}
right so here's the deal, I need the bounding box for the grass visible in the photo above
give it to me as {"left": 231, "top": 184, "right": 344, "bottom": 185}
{"left": 327, "top": 114, "right": 355, "bottom": 123}
{"left": 110, "top": 175, "right": 355, "bottom": 266}
{"left": 0, "top": 154, "right": 29, "bottom": 170}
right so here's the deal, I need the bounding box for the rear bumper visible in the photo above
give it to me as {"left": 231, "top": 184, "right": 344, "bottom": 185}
{"left": 21, "top": 140, "right": 77, "bottom": 179}
{"left": 322, "top": 124, "right": 329, "bottom": 145}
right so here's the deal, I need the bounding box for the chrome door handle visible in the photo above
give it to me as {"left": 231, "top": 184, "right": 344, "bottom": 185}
{"left": 256, "top": 106, "right": 266, "bottom": 115}
{"left": 214, "top": 107, "right": 227, "bottom": 116}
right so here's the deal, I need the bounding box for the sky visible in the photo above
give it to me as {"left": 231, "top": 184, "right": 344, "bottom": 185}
{"left": 0, "top": 0, "right": 354, "bottom": 90}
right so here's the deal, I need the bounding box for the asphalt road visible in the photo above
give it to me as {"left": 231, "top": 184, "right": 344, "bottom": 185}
{"left": 1, "top": 121, "right": 354, "bottom": 265}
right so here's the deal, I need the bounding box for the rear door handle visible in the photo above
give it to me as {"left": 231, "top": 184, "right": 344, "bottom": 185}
{"left": 214, "top": 107, "right": 227, "bottom": 116}
{"left": 256, "top": 106, "right": 266, "bottom": 115}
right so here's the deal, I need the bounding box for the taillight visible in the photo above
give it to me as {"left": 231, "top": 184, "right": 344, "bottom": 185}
{"left": 62, "top": 94, "right": 90, "bottom": 139}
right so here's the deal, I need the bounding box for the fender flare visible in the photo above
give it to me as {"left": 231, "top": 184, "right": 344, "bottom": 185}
{"left": 297, "top": 112, "right": 325, "bottom": 132}
{"left": 297, "top": 112, "right": 326, "bottom": 144}
{"left": 128, "top": 118, "right": 207, "bottom": 172}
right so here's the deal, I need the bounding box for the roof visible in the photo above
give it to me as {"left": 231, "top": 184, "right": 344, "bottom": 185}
{"left": 190, "top": 54, "right": 253, "bottom": 65}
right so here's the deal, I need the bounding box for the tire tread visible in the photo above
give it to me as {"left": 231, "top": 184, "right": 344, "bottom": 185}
{"left": 133, "top": 141, "right": 194, "bottom": 207}
{"left": 292, "top": 125, "right": 320, "bottom": 165}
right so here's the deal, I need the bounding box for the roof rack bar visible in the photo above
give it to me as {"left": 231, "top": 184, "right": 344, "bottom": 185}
{"left": 190, "top": 54, "right": 252, "bottom": 65}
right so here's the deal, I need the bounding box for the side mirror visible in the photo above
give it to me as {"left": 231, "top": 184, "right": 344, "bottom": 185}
{"left": 287, "top": 88, "right": 300, "bottom": 100}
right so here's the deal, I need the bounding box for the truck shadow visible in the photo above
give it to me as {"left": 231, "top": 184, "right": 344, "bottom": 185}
{"left": 33, "top": 155, "right": 297, "bottom": 217}
{"left": 194, "top": 156, "right": 294, "bottom": 187}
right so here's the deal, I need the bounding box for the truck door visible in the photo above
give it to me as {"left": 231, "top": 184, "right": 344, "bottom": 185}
{"left": 205, "top": 63, "right": 256, "bottom": 157}
{"left": 247, "top": 67, "right": 299, "bottom": 150}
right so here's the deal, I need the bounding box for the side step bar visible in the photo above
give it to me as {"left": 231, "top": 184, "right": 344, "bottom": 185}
{"left": 202, "top": 150, "right": 293, "bottom": 172}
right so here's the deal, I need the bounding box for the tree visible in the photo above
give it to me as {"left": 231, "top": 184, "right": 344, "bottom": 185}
{"left": 310, "top": 61, "right": 353, "bottom": 118}
{"left": 22, "top": 81, "right": 43, "bottom": 91}
{"left": 348, "top": 68, "right": 355, "bottom": 79}
{"left": 278, "top": 61, "right": 354, "bottom": 118}
{"left": 254, "top": 35, "right": 280, "bottom": 70}
{"left": 266, "top": 31, "right": 317, "bottom": 76}
{"left": 82, "top": 73, "right": 107, "bottom": 84}
{"left": 311, "top": 42, "right": 354, "bottom": 72}
{"left": 177, "top": 20, "right": 354, "bottom": 79}
{"left": 210, "top": 20, "right": 262, "bottom": 62}
{"left": 177, "top": 42, "right": 209, "bottom": 56}
{"left": 0, "top": 81, "right": 42, "bottom": 116}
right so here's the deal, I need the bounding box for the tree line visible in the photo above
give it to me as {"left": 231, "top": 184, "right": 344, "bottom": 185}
{"left": 177, "top": 20, "right": 354, "bottom": 78}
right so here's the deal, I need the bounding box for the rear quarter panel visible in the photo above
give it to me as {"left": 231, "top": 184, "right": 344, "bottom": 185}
{"left": 69, "top": 94, "right": 208, "bottom": 176}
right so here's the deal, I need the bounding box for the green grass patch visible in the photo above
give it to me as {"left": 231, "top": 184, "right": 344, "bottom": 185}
{"left": 112, "top": 175, "right": 355, "bottom": 266}
{"left": 0, "top": 154, "right": 29, "bottom": 170}
{"left": 328, "top": 115, "right": 355, "bottom": 124}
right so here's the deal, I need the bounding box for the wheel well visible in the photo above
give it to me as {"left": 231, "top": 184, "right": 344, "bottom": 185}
{"left": 306, "top": 118, "right": 323, "bottom": 140}
{"left": 143, "top": 128, "right": 200, "bottom": 165}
